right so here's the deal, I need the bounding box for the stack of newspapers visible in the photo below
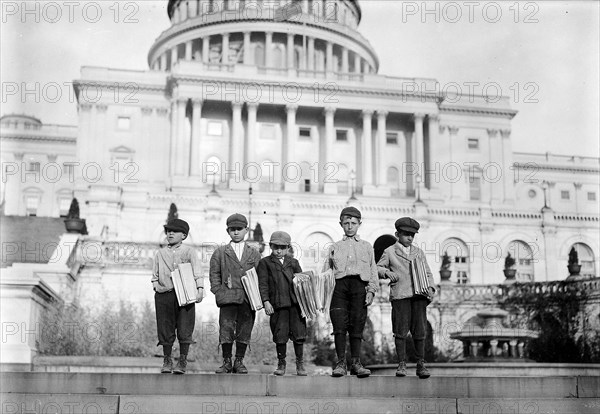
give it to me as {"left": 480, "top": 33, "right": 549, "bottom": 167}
{"left": 293, "top": 269, "right": 336, "bottom": 320}
{"left": 410, "top": 258, "right": 432, "bottom": 296}
{"left": 171, "top": 263, "right": 197, "bottom": 306}
{"left": 242, "top": 268, "right": 264, "bottom": 311}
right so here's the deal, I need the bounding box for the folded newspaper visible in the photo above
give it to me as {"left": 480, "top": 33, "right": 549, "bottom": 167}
{"left": 293, "top": 270, "right": 336, "bottom": 320}
{"left": 242, "top": 268, "right": 264, "bottom": 311}
{"left": 171, "top": 262, "right": 197, "bottom": 307}
{"left": 410, "top": 257, "right": 432, "bottom": 296}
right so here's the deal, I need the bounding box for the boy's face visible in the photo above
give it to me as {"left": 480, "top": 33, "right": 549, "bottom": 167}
{"left": 227, "top": 226, "right": 248, "bottom": 243}
{"left": 165, "top": 230, "right": 186, "bottom": 246}
{"left": 270, "top": 243, "right": 289, "bottom": 259}
{"left": 396, "top": 231, "right": 415, "bottom": 248}
{"left": 340, "top": 216, "right": 361, "bottom": 237}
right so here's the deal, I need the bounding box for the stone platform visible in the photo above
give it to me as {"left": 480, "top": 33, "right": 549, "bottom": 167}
{"left": 1, "top": 372, "right": 599, "bottom": 414}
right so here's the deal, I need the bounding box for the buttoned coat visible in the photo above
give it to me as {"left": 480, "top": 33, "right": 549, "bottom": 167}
{"left": 377, "top": 242, "right": 436, "bottom": 301}
{"left": 257, "top": 254, "right": 302, "bottom": 310}
{"left": 209, "top": 243, "right": 262, "bottom": 307}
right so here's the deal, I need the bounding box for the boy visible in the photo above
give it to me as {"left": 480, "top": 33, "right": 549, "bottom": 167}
{"left": 209, "top": 213, "right": 262, "bottom": 374}
{"left": 152, "top": 218, "right": 204, "bottom": 374}
{"left": 377, "top": 217, "right": 436, "bottom": 379}
{"left": 324, "top": 206, "right": 378, "bottom": 378}
{"left": 257, "top": 231, "right": 307, "bottom": 376}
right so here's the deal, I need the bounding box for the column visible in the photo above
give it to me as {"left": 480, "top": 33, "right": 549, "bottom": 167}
{"left": 243, "top": 32, "right": 251, "bottom": 64}
{"left": 341, "top": 47, "right": 349, "bottom": 73}
{"left": 362, "top": 60, "right": 369, "bottom": 74}
{"left": 448, "top": 126, "right": 459, "bottom": 199}
{"left": 285, "top": 105, "right": 298, "bottom": 191}
{"left": 175, "top": 99, "right": 188, "bottom": 176}
{"left": 353, "top": 53, "right": 361, "bottom": 74}
{"left": 185, "top": 41, "right": 192, "bottom": 61}
{"left": 169, "top": 99, "right": 180, "bottom": 178}
{"left": 230, "top": 102, "right": 243, "bottom": 186}
{"left": 222, "top": 33, "right": 229, "bottom": 64}
{"left": 246, "top": 103, "right": 258, "bottom": 166}
{"left": 413, "top": 113, "right": 425, "bottom": 180}
{"left": 190, "top": 99, "right": 203, "bottom": 176}
{"left": 202, "top": 36, "right": 210, "bottom": 63}
{"left": 361, "top": 110, "right": 373, "bottom": 187}
{"left": 287, "top": 33, "right": 295, "bottom": 69}
{"left": 487, "top": 128, "right": 502, "bottom": 203}
{"left": 376, "top": 111, "right": 388, "bottom": 186}
{"left": 326, "top": 41, "right": 333, "bottom": 72}
{"left": 265, "top": 31, "right": 273, "bottom": 68}
{"left": 160, "top": 53, "right": 167, "bottom": 71}
{"left": 171, "top": 46, "right": 178, "bottom": 68}
{"left": 426, "top": 114, "right": 439, "bottom": 192}
{"left": 500, "top": 129, "right": 514, "bottom": 202}
{"left": 307, "top": 37, "right": 315, "bottom": 71}
{"left": 322, "top": 106, "right": 336, "bottom": 193}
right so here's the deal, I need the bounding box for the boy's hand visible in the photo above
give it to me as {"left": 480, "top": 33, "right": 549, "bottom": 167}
{"left": 426, "top": 286, "right": 435, "bottom": 300}
{"left": 264, "top": 301, "right": 274, "bottom": 315}
{"left": 387, "top": 271, "right": 399, "bottom": 282}
{"left": 365, "top": 291, "right": 375, "bottom": 306}
{"left": 196, "top": 287, "right": 204, "bottom": 303}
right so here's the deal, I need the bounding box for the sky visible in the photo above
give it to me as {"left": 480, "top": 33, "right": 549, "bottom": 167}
{"left": 1, "top": 0, "right": 598, "bottom": 158}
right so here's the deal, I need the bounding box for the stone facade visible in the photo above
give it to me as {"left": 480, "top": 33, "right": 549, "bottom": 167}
{"left": 1, "top": 0, "right": 599, "bottom": 357}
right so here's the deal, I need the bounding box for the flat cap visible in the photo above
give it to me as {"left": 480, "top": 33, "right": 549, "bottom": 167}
{"left": 270, "top": 231, "right": 291, "bottom": 246}
{"left": 395, "top": 217, "right": 420, "bottom": 233}
{"left": 226, "top": 213, "right": 248, "bottom": 228}
{"left": 164, "top": 218, "right": 190, "bottom": 235}
{"left": 340, "top": 206, "right": 361, "bottom": 220}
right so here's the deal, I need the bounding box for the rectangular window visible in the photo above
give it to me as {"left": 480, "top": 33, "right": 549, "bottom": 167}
{"left": 588, "top": 192, "right": 596, "bottom": 201}
{"left": 260, "top": 123, "right": 276, "bottom": 140}
{"left": 386, "top": 132, "right": 398, "bottom": 145}
{"left": 299, "top": 127, "right": 312, "bottom": 140}
{"left": 467, "top": 138, "right": 479, "bottom": 150}
{"left": 28, "top": 162, "right": 40, "bottom": 172}
{"left": 117, "top": 116, "right": 131, "bottom": 130}
{"left": 336, "top": 129, "right": 348, "bottom": 142}
{"left": 207, "top": 121, "right": 223, "bottom": 136}
{"left": 561, "top": 190, "right": 570, "bottom": 200}
{"left": 469, "top": 176, "right": 481, "bottom": 201}
{"left": 25, "top": 196, "right": 39, "bottom": 216}
{"left": 456, "top": 271, "right": 469, "bottom": 284}
{"left": 304, "top": 179, "right": 311, "bottom": 192}
{"left": 59, "top": 198, "right": 71, "bottom": 217}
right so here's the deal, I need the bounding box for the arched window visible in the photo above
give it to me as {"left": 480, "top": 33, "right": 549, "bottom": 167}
{"left": 337, "top": 164, "right": 349, "bottom": 194}
{"left": 507, "top": 241, "right": 535, "bottom": 282}
{"left": 273, "top": 44, "right": 285, "bottom": 68}
{"left": 572, "top": 243, "right": 596, "bottom": 278}
{"left": 205, "top": 155, "right": 224, "bottom": 189}
{"left": 387, "top": 166, "right": 400, "bottom": 196}
{"left": 294, "top": 46, "right": 303, "bottom": 69}
{"left": 253, "top": 44, "right": 264, "bottom": 66}
{"left": 441, "top": 238, "right": 470, "bottom": 284}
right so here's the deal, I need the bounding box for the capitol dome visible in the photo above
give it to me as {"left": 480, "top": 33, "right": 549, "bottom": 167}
{"left": 149, "top": 0, "right": 378, "bottom": 75}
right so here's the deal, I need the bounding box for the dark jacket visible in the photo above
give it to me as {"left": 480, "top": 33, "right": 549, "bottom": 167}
{"left": 209, "top": 243, "right": 262, "bottom": 307}
{"left": 257, "top": 254, "right": 302, "bottom": 310}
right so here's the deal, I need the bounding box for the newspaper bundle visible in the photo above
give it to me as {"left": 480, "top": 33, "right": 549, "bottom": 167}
{"left": 242, "top": 268, "right": 264, "bottom": 311}
{"left": 293, "top": 269, "right": 336, "bottom": 320}
{"left": 410, "top": 257, "right": 432, "bottom": 296}
{"left": 171, "top": 262, "right": 197, "bottom": 307}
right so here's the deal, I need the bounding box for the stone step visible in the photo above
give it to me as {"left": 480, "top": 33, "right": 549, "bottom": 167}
{"left": 2, "top": 394, "right": 600, "bottom": 414}
{"left": 2, "top": 372, "right": 599, "bottom": 399}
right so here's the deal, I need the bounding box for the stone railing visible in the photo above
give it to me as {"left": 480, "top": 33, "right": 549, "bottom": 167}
{"left": 436, "top": 278, "right": 599, "bottom": 305}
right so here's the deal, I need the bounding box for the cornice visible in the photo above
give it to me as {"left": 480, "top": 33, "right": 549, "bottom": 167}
{"left": 440, "top": 105, "right": 517, "bottom": 119}
{"left": 0, "top": 134, "right": 76, "bottom": 143}
{"left": 170, "top": 75, "right": 442, "bottom": 103}
{"left": 513, "top": 162, "right": 599, "bottom": 174}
